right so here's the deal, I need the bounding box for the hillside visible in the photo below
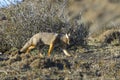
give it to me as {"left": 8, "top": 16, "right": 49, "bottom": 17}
{"left": 0, "top": 0, "right": 120, "bottom": 79}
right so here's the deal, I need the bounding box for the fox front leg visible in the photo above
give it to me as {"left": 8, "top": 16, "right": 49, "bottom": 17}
{"left": 62, "top": 49, "right": 71, "bottom": 56}
{"left": 48, "top": 43, "right": 54, "bottom": 57}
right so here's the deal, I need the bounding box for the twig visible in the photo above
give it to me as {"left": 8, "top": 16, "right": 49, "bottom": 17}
{"left": 0, "top": 70, "right": 7, "bottom": 75}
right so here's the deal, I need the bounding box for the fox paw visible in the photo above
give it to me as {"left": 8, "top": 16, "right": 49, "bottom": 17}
{"left": 39, "top": 53, "right": 44, "bottom": 58}
{"left": 66, "top": 54, "right": 71, "bottom": 57}
{"left": 18, "top": 50, "right": 22, "bottom": 55}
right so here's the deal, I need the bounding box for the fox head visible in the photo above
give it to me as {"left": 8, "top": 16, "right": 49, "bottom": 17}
{"left": 61, "top": 33, "right": 70, "bottom": 45}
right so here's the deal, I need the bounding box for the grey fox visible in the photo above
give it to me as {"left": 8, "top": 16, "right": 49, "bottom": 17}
{"left": 18, "top": 32, "right": 71, "bottom": 57}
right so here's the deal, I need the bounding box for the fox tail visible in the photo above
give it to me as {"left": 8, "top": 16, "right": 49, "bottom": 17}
{"left": 18, "top": 38, "right": 33, "bottom": 54}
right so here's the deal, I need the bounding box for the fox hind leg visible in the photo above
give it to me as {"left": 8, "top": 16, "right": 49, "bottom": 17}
{"left": 25, "top": 37, "right": 38, "bottom": 54}
{"left": 26, "top": 45, "right": 35, "bottom": 54}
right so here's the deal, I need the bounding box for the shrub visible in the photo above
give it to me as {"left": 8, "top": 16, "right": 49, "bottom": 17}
{"left": 0, "top": 0, "right": 89, "bottom": 52}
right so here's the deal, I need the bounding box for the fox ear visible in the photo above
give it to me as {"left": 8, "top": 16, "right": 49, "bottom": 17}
{"left": 66, "top": 33, "right": 70, "bottom": 37}
{"left": 65, "top": 33, "right": 70, "bottom": 38}
{"left": 68, "top": 33, "right": 70, "bottom": 37}
{"left": 65, "top": 34, "right": 69, "bottom": 38}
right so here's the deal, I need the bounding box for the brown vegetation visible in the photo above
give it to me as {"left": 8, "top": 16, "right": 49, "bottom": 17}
{"left": 97, "top": 29, "right": 120, "bottom": 44}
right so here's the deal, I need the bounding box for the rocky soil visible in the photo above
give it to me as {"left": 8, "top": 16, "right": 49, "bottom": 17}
{"left": 0, "top": 41, "right": 120, "bottom": 80}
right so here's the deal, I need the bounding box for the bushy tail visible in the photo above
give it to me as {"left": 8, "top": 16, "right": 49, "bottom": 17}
{"left": 20, "top": 38, "right": 33, "bottom": 53}
{"left": 18, "top": 33, "right": 40, "bottom": 54}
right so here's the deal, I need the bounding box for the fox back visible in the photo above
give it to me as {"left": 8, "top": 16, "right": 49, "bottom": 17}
{"left": 37, "top": 32, "right": 70, "bottom": 46}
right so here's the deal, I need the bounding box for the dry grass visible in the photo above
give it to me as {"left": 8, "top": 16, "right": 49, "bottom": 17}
{"left": 0, "top": 0, "right": 89, "bottom": 52}
{"left": 1, "top": 0, "right": 120, "bottom": 52}
{"left": 0, "top": 0, "right": 120, "bottom": 79}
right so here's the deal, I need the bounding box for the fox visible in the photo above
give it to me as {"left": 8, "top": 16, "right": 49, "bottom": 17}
{"left": 18, "top": 32, "right": 71, "bottom": 57}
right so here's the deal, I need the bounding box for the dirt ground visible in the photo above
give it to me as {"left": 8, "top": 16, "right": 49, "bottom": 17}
{"left": 1, "top": 0, "right": 120, "bottom": 80}
{"left": 0, "top": 40, "right": 120, "bottom": 80}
